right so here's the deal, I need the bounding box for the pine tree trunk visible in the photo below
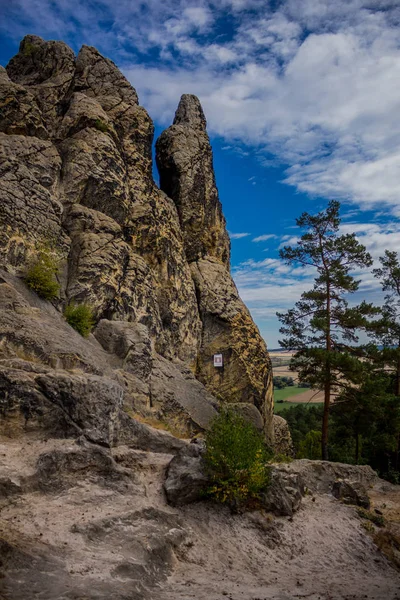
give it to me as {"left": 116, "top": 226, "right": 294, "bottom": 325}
{"left": 322, "top": 379, "right": 330, "bottom": 460}
{"left": 355, "top": 432, "right": 360, "bottom": 464}
{"left": 322, "top": 278, "right": 331, "bottom": 461}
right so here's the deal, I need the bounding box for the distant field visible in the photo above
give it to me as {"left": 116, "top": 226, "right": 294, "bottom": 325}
{"left": 274, "top": 386, "right": 305, "bottom": 401}
{"left": 274, "top": 401, "right": 323, "bottom": 413}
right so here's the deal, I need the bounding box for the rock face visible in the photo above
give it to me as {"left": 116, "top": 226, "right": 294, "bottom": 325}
{"left": 0, "top": 35, "right": 274, "bottom": 441}
{"left": 157, "top": 98, "right": 274, "bottom": 442}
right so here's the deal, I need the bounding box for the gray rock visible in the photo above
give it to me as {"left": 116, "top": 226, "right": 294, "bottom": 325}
{"left": 273, "top": 414, "right": 294, "bottom": 456}
{"left": 261, "top": 468, "right": 304, "bottom": 516}
{"left": 229, "top": 402, "right": 264, "bottom": 431}
{"left": 279, "top": 459, "right": 378, "bottom": 494}
{"left": 1, "top": 35, "right": 275, "bottom": 446}
{"left": 191, "top": 258, "right": 274, "bottom": 443}
{"left": 332, "top": 479, "right": 371, "bottom": 508}
{"left": 95, "top": 320, "right": 153, "bottom": 381}
{"left": 6, "top": 35, "right": 75, "bottom": 136}
{"left": 36, "top": 371, "right": 123, "bottom": 447}
{"left": 150, "top": 355, "right": 218, "bottom": 434}
{"left": 156, "top": 94, "right": 230, "bottom": 266}
{"left": 164, "top": 439, "right": 209, "bottom": 505}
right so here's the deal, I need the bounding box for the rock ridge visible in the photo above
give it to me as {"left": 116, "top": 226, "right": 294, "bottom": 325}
{"left": 0, "top": 34, "right": 274, "bottom": 442}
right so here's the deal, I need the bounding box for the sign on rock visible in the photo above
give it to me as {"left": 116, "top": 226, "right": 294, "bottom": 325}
{"left": 213, "top": 354, "right": 223, "bottom": 367}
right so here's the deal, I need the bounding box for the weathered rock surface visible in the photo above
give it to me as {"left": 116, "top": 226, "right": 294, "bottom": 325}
{"left": 273, "top": 414, "right": 294, "bottom": 456}
{"left": 0, "top": 34, "right": 274, "bottom": 439}
{"left": 164, "top": 438, "right": 209, "bottom": 506}
{"left": 156, "top": 94, "right": 230, "bottom": 267}
{"left": 191, "top": 258, "right": 274, "bottom": 442}
{"left": 332, "top": 478, "right": 371, "bottom": 508}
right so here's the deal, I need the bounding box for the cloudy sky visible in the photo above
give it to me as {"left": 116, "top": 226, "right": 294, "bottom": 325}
{"left": 1, "top": 0, "right": 400, "bottom": 347}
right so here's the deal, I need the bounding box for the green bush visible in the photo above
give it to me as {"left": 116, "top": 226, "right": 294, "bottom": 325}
{"left": 203, "top": 408, "right": 271, "bottom": 509}
{"left": 64, "top": 303, "right": 95, "bottom": 337}
{"left": 94, "top": 119, "right": 109, "bottom": 132}
{"left": 298, "top": 430, "right": 322, "bottom": 460}
{"left": 25, "top": 250, "right": 60, "bottom": 300}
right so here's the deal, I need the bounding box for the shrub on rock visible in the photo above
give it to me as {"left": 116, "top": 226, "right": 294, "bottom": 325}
{"left": 203, "top": 408, "right": 271, "bottom": 509}
{"left": 64, "top": 303, "right": 95, "bottom": 337}
{"left": 24, "top": 248, "right": 60, "bottom": 300}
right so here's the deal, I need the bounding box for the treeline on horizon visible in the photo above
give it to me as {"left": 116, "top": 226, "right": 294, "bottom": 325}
{"left": 275, "top": 200, "right": 400, "bottom": 483}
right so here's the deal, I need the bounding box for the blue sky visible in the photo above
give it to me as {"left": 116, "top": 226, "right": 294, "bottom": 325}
{"left": 1, "top": 0, "right": 400, "bottom": 348}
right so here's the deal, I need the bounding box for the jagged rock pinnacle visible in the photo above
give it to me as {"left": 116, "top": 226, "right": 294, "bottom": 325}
{"left": 173, "top": 94, "right": 207, "bottom": 131}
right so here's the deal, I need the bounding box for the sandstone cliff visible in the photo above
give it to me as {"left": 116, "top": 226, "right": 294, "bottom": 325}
{"left": 0, "top": 34, "right": 273, "bottom": 442}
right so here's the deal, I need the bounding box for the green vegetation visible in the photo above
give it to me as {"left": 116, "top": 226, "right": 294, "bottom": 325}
{"left": 274, "top": 401, "right": 322, "bottom": 414}
{"left": 64, "top": 303, "right": 95, "bottom": 337}
{"left": 203, "top": 409, "right": 271, "bottom": 510}
{"left": 25, "top": 248, "right": 60, "bottom": 300}
{"left": 94, "top": 119, "right": 109, "bottom": 132}
{"left": 273, "top": 375, "right": 295, "bottom": 389}
{"left": 274, "top": 385, "right": 305, "bottom": 402}
{"left": 298, "top": 430, "right": 322, "bottom": 459}
{"left": 278, "top": 200, "right": 377, "bottom": 459}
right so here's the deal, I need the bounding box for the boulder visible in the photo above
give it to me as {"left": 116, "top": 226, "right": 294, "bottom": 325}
{"left": 164, "top": 439, "right": 209, "bottom": 506}
{"left": 260, "top": 468, "right": 304, "bottom": 516}
{"left": 332, "top": 479, "right": 371, "bottom": 508}
{"left": 279, "top": 459, "right": 378, "bottom": 494}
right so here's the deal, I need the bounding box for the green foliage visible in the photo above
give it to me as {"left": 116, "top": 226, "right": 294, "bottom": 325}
{"left": 25, "top": 248, "right": 60, "bottom": 300}
{"left": 298, "top": 430, "right": 322, "bottom": 459}
{"left": 94, "top": 119, "right": 109, "bottom": 132}
{"left": 277, "top": 200, "right": 377, "bottom": 459}
{"left": 273, "top": 375, "right": 295, "bottom": 389}
{"left": 64, "top": 303, "right": 95, "bottom": 337}
{"left": 203, "top": 409, "right": 271, "bottom": 509}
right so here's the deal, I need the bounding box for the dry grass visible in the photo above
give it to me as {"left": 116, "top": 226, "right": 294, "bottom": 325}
{"left": 123, "top": 406, "right": 189, "bottom": 440}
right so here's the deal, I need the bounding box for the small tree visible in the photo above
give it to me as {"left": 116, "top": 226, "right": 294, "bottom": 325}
{"left": 64, "top": 303, "right": 95, "bottom": 337}
{"left": 277, "top": 201, "right": 376, "bottom": 460}
{"left": 203, "top": 409, "right": 271, "bottom": 509}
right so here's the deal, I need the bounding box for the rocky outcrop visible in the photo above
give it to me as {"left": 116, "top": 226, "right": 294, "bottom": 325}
{"left": 156, "top": 99, "right": 273, "bottom": 440}
{"left": 0, "top": 34, "right": 273, "bottom": 442}
{"left": 190, "top": 258, "right": 274, "bottom": 442}
{"left": 156, "top": 94, "right": 230, "bottom": 267}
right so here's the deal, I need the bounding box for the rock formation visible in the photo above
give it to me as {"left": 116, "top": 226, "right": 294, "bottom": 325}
{"left": 0, "top": 34, "right": 274, "bottom": 442}
{"left": 157, "top": 95, "right": 274, "bottom": 440}
{"left": 1, "top": 36, "right": 400, "bottom": 600}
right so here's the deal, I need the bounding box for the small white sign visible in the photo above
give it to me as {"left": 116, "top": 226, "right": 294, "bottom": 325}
{"left": 213, "top": 354, "right": 223, "bottom": 367}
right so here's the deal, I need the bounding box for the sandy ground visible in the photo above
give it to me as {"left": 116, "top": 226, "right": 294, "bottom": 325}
{"left": 1, "top": 437, "right": 399, "bottom": 600}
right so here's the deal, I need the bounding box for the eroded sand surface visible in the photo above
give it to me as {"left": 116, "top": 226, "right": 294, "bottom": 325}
{"left": 0, "top": 438, "right": 399, "bottom": 600}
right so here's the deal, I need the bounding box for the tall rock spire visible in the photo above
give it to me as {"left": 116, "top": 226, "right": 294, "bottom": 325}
{"left": 156, "top": 94, "right": 231, "bottom": 268}
{"left": 156, "top": 97, "right": 274, "bottom": 443}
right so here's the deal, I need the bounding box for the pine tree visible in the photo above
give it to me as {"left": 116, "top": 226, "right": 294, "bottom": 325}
{"left": 372, "top": 250, "right": 400, "bottom": 470}
{"left": 277, "top": 201, "right": 375, "bottom": 460}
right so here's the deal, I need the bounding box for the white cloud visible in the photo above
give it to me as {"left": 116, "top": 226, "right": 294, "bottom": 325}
{"left": 252, "top": 234, "right": 277, "bottom": 242}
{"left": 229, "top": 232, "right": 251, "bottom": 239}
{"left": 233, "top": 219, "right": 400, "bottom": 346}
{"left": 3, "top": 0, "right": 400, "bottom": 345}
{"left": 4, "top": 1, "right": 400, "bottom": 213}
